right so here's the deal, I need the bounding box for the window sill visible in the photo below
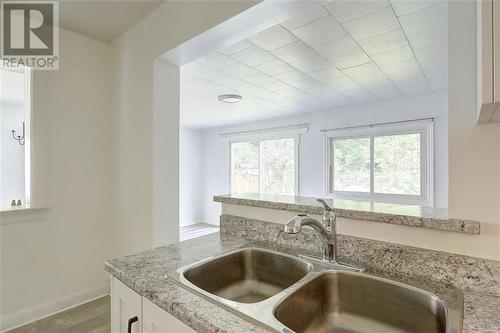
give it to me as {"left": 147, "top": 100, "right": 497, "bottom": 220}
{"left": 0, "top": 205, "right": 49, "bottom": 225}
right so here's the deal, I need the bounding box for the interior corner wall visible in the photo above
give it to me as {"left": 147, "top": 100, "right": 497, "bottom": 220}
{"left": 110, "top": 0, "right": 260, "bottom": 257}
{"left": 0, "top": 28, "right": 113, "bottom": 330}
{"left": 180, "top": 128, "right": 204, "bottom": 227}
{"left": 153, "top": 59, "right": 180, "bottom": 247}
{"left": 199, "top": 93, "right": 449, "bottom": 226}
{"left": 448, "top": 0, "right": 500, "bottom": 260}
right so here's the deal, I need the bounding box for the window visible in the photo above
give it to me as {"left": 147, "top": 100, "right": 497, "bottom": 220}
{"left": 0, "top": 65, "right": 31, "bottom": 209}
{"left": 231, "top": 137, "right": 296, "bottom": 195}
{"left": 326, "top": 120, "right": 433, "bottom": 206}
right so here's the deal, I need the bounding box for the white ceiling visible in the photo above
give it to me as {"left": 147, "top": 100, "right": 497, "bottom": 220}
{"left": 181, "top": 0, "right": 448, "bottom": 129}
{"left": 58, "top": 0, "right": 163, "bottom": 42}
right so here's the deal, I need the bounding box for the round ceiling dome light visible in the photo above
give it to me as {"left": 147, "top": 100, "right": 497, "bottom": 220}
{"left": 218, "top": 94, "right": 242, "bottom": 103}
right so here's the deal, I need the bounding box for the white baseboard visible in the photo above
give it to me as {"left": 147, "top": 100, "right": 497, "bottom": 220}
{"left": 0, "top": 281, "right": 110, "bottom": 332}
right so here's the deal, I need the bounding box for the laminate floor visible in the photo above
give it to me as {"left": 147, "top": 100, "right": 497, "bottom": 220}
{"left": 7, "top": 296, "right": 110, "bottom": 333}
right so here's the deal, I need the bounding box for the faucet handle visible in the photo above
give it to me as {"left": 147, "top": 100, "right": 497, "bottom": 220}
{"left": 317, "top": 198, "right": 333, "bottom": 211}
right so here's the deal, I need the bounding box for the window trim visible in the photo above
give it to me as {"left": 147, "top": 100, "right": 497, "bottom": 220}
{"left": 324, "top": 119, "right": 434, "bottom": 206}
{"left": 0, "top": 65, "right": 32, "bottom": 208}
{"left": 24, "top": 66, "right": 32, "bottom": 206}
{"left": 224, "top": 125, "right": 307, "bottom": 196}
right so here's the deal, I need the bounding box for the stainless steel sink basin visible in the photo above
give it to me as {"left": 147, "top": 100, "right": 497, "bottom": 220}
{"left": 182, "top": 248, "right": 311, "bottom": 303}
{"left": 168, "top": 247, "right": 461, "bottom": 333}
{"left": 275, "top": 271, "right": 448, "bottom": 333}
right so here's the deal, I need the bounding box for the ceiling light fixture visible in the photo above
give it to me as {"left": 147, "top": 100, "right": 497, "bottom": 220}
{"left": 218, "top": 94, "right": 242, "bottom": 103}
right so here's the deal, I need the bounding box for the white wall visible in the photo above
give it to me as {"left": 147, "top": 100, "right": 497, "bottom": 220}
{"left": 180, "top": 128, "right": 203, "bottom": 227}
{"left": 447, "top": 1, "right": 500, "bottom": 260}
{"left": 200, "top": 93, "right": 448, "bottom": 225}
{"left": 110, "top": 0, "right": 258, "bottom": 256}
{"left": 0, "top": 28, "right": 113, "bottom": 329}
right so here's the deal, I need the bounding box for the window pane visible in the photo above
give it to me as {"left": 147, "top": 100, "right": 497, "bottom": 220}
{"left": 260, "top": 138, "right": 295, "bottom": 195}
{"left": 1, "top": 68, "right": 27, "bottom": 208}
{"left": 333, "top": 137, "right": 370, "bottom": 192}
{"left": 231, "top": 142, "right": 259, "bottom": 193}
{"left": 374, "top": 133, "right": 421, "bottom": 195}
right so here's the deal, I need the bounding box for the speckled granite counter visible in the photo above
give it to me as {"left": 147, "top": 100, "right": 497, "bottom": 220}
{"left": 105, "top": 230, "right": 500, "bottom": 333}
{"left": 214, "top": 193, "right": 481, "bottom": 234}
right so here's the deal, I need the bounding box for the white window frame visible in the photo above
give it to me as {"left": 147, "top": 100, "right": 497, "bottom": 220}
{"left": 324, "top": 119, "right": 434, "bottom": 206}
{"left": 221, "top": 125, "right": 308, "bottom": 196}
{"left": 0, "top": 65, "right": 32, "bottom": 208}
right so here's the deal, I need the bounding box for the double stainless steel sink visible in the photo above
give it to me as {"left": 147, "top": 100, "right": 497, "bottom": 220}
{"left": 167, "top": 247, "right": 461, "bottom": 333}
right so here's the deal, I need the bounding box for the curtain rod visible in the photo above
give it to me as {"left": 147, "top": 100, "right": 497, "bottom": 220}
{"left": 320, "top": 117, "right": 435, "bottom": 132}
{"left": 219, "top": 123, "right": 309, "bottom": 138}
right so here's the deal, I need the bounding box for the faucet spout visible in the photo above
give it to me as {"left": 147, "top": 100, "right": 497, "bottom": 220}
{"left": 284, "top": 214, "right": 335, "bottom": 261}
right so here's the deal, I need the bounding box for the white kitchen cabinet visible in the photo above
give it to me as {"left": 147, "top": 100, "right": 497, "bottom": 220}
{"left": 111, "top": 277, "right": 195, "bottom": 333}
{"left": 477, "top": 0, "right": 500, "bottom": 123}
{"left": 143, "top": 297, "right": 195, "bottom": 333}
{"left": 111, "top": 277, "right": 142, "bottom": 333}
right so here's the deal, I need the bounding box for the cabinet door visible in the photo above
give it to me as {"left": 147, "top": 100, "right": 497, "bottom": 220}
{"left": 143, "top": 297, "right": 195, "bottom": 333}
{"left": 111, "top": 277, "right": 142, "bottom": 333}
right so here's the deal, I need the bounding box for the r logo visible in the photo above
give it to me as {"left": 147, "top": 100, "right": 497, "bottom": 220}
{"left": 1, "top": 1, "right": 59, "bottom": 69}
{"left": 2, "top": 2, "right": 53, "bottom": 55}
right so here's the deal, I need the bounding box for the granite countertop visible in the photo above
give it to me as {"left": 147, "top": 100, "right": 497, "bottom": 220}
{"left": 105, "top": 233, "right": 500, "bottom": 333}
{"left": 214, "top": 193, "right": 481, "bottom": 234}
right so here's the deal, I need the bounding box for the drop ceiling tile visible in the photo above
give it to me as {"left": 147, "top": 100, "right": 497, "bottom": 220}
{"left": 292, "top": 15, "right": 346, "bottom": 46}
{"left": 389, "top": 71, "right": 433, "bottom": 97}
{"left": 219, "top": 40, "right": 253, "bottom": 55}
{"left": 398, "top": 2, "right": 447, "bottom": 36}
{"left": 271, "top": 40, "right": 317, "bottom": 63}
{"left": 343, "top": 62, "right": 381, "bottom": 78}
{"left": 197, "top": 52, "right": 238, "bottom": 69}
{"left": 324, "top": 0, "right": 389, "bottom": 23}
{"left": 280, "top": 89, "right": 332, "bottom": 109}
{"left": 363, "top": 80, "right": 404, "bottom": 100}
{"left": 420, "top": 61, "right": 448, "bottom": 92}
{"left": 354, "top": 71, "right": 388, "bottom": 85}
{"left": 274, "top": 69, "right": 311, "bottom": 83}
{"left": 187, "top": 66, "right": 228, "bottom": 82}
{"left": 213, "top": 75, "right": 254, "bottom": 93}
{"left": 243, "top": 73, "right": 293, "bottom": 95}
{"left": 307, "top": 66, "right": 344, "bottom": 81}
{"left": 320, "top": 92, "right": 354, "bottom": 108}
{"left": 379, "top": 58, "right": 421, "bottom": 76}
{"left": 322, "top": 75, "right": 362, "bottom": 91}
{"left": 249, "top": 25, "right": 297, "bottom": 51}
{"left": 414, "top": 45, "right": 447, "bottom": 63}
{"left": 407, "top": 25, "right": 447, "bottom": 50}
{"left": 281, "top": 5, "right": 330, "bottom": 30}
{"left": 256, "top": 59, "right": 295, "bottom": 76}
{"left": 290, "top": 55, "right": 330, "bottom": 72}
{"left": 341, "top": 88, "right": 380, "bottom": 104}
{"left": 391, "top": 0, "right": 443, "bottom": 17}
{"left": 184, "top": 79, "right": 234, "bottom": 97}
{"left": 358, "top": 29, "right": 408, "bottom": 55}
{"left": 231, "top": 45, "right": 275, "bottom": 66}
{"left": 289, "top": 78, "right": 325, "bottom": 91}
{"left": 221, "top": 63, "right": 259, "bottom": 78}
{"left": 312, "top": 35, "right": 360, "bottom": 59}
{"left": 329, "top": 51, "right": 372, "bottom": 69}
{"left": 425, "top": 70, "right": 447, "bottom": 92}
{"left": 264, "top": 93, "right": 316, "bottom": 112}
{"left": 343, "top": 8, "right": 400, "bottom": 40}
{"left": 243, "top": 83, "right": 283, "bottom": 100}
{"left": 371, "top": 44, "right": 414, "bottom": 65}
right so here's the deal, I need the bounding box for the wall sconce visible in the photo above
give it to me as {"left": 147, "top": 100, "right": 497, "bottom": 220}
{"left": 11, "top": 122, "right": 25, "bottom": 146}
